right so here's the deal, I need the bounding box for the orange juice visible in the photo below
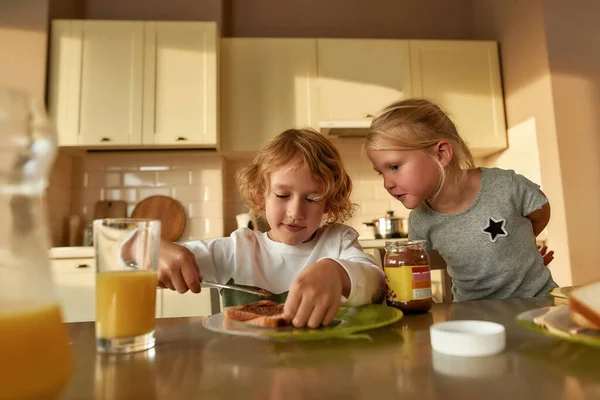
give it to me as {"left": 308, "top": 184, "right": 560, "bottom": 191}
{"left": 96, "top": 270, "right": 158, "bottom": 339}
{"left": 0, "top": 303, "right": 73, "bottom": 400}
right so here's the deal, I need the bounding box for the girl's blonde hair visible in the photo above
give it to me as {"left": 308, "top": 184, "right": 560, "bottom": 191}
{"left": 236, "top": 128, "right": 354, "bottom": 224}
{"left": 365, "top": 98, "right": 474, "bottom": 196}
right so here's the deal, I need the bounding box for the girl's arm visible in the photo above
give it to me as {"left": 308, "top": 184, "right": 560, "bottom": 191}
{"left": 527, "top": 190, "right": 551, "bottom": 236}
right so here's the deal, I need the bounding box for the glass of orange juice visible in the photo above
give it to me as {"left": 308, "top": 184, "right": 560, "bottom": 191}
{"left": 0, "top": 87, "right": 73, "bottom": 399}
{"left": 94, "top": 218, "right": 161, "bottom": 353}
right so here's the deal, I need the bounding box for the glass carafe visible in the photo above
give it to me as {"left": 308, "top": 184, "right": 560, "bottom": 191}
{"left": 0, "top": 88, "right": 73, "bottom": 399}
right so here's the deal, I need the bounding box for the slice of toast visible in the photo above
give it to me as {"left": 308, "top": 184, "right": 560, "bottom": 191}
{"left": 569, "top": 281, "right": 600, "bottom": 330}
{"left": 224, "top": 300, "right": 290, "bottom": 328}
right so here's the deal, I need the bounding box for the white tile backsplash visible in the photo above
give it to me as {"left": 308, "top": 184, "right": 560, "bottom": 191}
{"left": 67, "top": 151, "right": 225, "bottom": 241}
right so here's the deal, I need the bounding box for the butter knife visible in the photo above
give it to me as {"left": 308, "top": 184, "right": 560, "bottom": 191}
{"left": 201, "top": 281, "right": 273, "bottom": 298}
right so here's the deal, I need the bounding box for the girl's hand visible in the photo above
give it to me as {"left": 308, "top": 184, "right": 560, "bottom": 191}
{"left": 157, "top": 240, "right": 203, "bottom": 293}
{"left": 283, "top": 259, "right": 351, "bottom": 329}
{"left": 538, "top": 245, "right": 555, "bottom": 266}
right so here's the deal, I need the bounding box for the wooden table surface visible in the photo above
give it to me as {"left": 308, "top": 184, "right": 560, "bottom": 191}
{"left": 60, "top": 297, "right": 600, "bottom": 400}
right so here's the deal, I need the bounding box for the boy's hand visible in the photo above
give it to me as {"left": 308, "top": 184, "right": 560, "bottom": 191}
{"left": 538, "top": 245, "right": 555, "bottom": 266}
{"left": 283, "top": 259, "right": 351, "bottom": 329}
{"left": 157, "top": 240, "right": 203, "bottom": 293}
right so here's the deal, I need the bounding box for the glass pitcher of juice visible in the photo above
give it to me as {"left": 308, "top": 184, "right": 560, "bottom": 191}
{"left": 0, "top": 88, "right": 73, "bottom": 399}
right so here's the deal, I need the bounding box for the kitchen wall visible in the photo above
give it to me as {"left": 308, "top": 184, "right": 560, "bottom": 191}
{"left": 46, "top": 151, "right": 74, "bottom": 245}
{"left": 48, "top": 150, "right": 224, "bottom": 245}
{"left": 473, "top": 0, "right": 600, "bottom": 286}
{"left": 81, "top": 0, "right": 474, "bottom": 39}
{"left": 541, "top": 0, "right": 600, "bottom": 285}
{"left": 472, "top": 0, "right": 569, "bottom": 284}
{"left": 0, "top": 0, "right": 48, "bottom": 100}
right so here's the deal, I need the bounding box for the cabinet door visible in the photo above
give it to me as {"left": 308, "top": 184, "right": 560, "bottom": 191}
{"left": 220, "top": 38, "right": 318, "bottom": 152}
{"left": 142, "top": 22, "right": 218, "bottom": 147}
{"left": 161, "top": 289, "right": 213, "bottom": 318}
{"left": 77, "top": 21, "right": 144, "bottom": 146}
{"left": 317, "top": 39, "right": 412, "bottom": 125}
{"left": 51, "top": 258, "right": 96, "bottom": 323}
{"left": 51, "top": 258, "right": 163, "bottom": 322}
{"left": 48, "top": 20, "right": 82, "bottom": 146}
{"left": 409, "top": 40, "right": 507, "bottom": 157}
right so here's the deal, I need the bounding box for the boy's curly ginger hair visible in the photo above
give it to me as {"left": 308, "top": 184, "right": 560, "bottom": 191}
{"left": 235, "top": 128, "right": 355, "bottom": 224}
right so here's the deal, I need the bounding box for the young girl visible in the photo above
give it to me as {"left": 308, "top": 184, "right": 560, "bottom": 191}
{"left": 365, "top": 98, "right": 557, "bottom": 302}
{"left": 157, "top": 128, "right": 385, "bottom": 328}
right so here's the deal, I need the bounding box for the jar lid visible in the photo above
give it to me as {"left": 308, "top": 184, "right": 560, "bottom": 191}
{"left": 430, "top": 320, "right": 506, "bottom": 357}
{"left": 384, "top": 239, "right": 426, "bottom": 251}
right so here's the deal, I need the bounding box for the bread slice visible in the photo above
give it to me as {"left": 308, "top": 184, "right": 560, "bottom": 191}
{"left": 569, "top": 282, "right": 600, "bottom": 330}
{"left": 224, "top": 300, "right": 290, "bottom": 328}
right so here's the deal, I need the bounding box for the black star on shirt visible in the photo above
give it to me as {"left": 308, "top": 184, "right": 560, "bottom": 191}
{"left": 483, "top": 218, "right": 508, "bottom": 242}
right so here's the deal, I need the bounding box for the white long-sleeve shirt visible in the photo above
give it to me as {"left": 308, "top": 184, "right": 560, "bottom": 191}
{"left": 183, "top": 223, "right": 385, "bottom": 306}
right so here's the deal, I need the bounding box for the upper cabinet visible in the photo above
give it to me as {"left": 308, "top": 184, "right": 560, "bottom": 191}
{"left": 48, "top": 20, "right": 218, "bottom": 149}
{"left": 220, "top": 38, "right": 318, "bottom": 153}
{"left": 316, "top": 39, "right": 412, "bottom": 129}
{"left": 142, "top": 22, "right": 217, "bottom": 147}
{"left": 409, "top": 40, "right": 507, "bottom": 157}
{"left": 49, "top": 21, "right": 144, "bottom": 146}
{"left": 49, "top": 27, "right": 506, "bottom": 156}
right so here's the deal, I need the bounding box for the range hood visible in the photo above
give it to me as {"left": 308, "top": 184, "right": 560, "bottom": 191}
{"left": 319, "top": 119, "right": 372, "bottom": 138}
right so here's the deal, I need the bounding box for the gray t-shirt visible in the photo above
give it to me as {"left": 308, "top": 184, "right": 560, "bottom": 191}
{"left": 409, "top": 168, "right": 557, "bottom": 302}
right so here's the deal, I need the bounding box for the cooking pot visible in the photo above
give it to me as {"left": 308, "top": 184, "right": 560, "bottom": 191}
{"left": 363, "top": 211, "right": 408, "bottom": 239}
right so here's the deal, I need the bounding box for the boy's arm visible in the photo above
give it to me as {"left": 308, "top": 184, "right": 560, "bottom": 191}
{"left": 322, "top": 228, "right": 386, "bottom": 307}
{"left": 527, "top": 190, "right": 551, "bottom": 237}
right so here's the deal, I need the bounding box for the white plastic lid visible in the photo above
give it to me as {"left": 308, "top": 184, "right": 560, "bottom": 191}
{"left": 430, "top": 320, "right": 506, "bottom": 357}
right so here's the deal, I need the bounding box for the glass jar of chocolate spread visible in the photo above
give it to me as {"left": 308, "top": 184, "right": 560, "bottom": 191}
{"left": 383, "top": 239, "right": 432, "bottom": 314}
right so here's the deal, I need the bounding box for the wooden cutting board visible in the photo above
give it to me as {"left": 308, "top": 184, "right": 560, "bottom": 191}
{"left": 93, "top": 200, "right": 128, "bottom": 220}
{"left": 131, "top": 196, "right": 186, "bottom": 241}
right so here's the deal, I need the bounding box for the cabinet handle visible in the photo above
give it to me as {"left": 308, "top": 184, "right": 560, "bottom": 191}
{"left": 100, "top": 137, "right": 111, "bottom": 142}
{"left": 176, "top": 136, "right": 188, "bottom": 141}
{"left": 364, "top": 113, "right": 374, "bottom": 118}
{"left": 77, "top": 264, "right": 90, "bottom": 269}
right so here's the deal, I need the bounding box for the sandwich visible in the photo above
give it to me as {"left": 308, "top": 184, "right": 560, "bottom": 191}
{"left": 224, "top": 300, "right": 291, "bottom": 328}
{"left": 568, "top": 281, "right": 600, "bottom": 330}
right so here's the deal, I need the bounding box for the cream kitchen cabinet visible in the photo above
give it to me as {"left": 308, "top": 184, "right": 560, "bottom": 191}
{"left": 409, "top": 40, "right": 507, "bottom": 157}
{"left": 48, "top": 20, "right": 218, "bottom": 148}
{"left": 220, "top": 38, "right": 318, "bottom": 152}
{"left": 317, "top": 39, "right": 412, "bottom": 130}
{"left": 50, "top": 257, "right": 163, "bottom": 322}
{"left": 142, "top": 22, "right": 217, "bottom": 147}
{"left": 161, "top": 289, "right": 214, "bottom": 318}
{"left": 50, "top": 257, "right": 96, "bottom": 323}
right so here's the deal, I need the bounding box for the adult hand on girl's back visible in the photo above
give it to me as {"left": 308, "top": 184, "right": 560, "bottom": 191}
{"left": 283, "top": 259, "right": 351, "bottom": 329}
{"left": 157, "top": 240, "right": 203, "bottom": 293}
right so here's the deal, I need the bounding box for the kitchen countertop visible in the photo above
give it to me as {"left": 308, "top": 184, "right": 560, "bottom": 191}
{"left": 49, "top": 246, "right": 94, "bottom": 259}
{"left": 60, "top": 297, "right": 600, "bottom": 399}
{"left": 50, "top": 238, "right": 388, "bottom": 259}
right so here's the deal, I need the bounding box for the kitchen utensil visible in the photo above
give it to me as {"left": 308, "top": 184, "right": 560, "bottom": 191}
{"left": 200, "top": 281, "right": 273, "bottom": 298}
{"left": 94, "top": 200, "right": 128, "bottom": 219}
{"left": 236, "top": 213, "right": 258, "bottom": 230}
{"left": 203, "top": 304, "right": 403, "bottom": 341}
{"left": 68, "top": 214, "right": 82, "bottom": 246}
{"left": 364, "top": 211, "right": 408, "bottom": 239}
{"left": 131, "top": 196, "right": 186, "bottom": 241}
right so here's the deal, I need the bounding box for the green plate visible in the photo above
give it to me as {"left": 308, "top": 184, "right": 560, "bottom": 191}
{"left": 516, "top": 306, "right": 600, "bottom": 348}
{"left": 203, "top": 304, "right": 403, "bottom": 342}
{"left": 548, "top": 286, "right": 579, "bottom": 300}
